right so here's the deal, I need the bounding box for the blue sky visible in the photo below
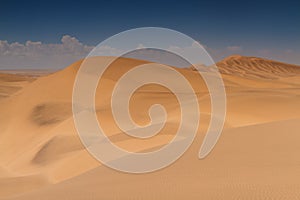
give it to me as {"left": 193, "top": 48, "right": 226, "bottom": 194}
{"left": 0, "top": 0, "right": 299, "bottom": 69}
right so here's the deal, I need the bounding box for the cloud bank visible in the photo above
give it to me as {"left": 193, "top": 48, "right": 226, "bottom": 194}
{"left": 0, "top": 35, "right": 95, "bottom": 69}
{"left": 0, "top": 35, "right": 299, "bottom": 70}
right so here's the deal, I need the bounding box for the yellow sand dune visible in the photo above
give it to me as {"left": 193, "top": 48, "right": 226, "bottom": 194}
{"left": 0, "top": 55, "right": 299, "bottom": 199}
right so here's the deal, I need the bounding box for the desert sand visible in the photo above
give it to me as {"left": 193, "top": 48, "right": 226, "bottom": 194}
{"left": 0, "top": 55, "right": 300, "bottom": 199}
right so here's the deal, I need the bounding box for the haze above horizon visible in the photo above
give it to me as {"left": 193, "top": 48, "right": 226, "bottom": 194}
{"left": 0, "top": 0, "right": 299, "bottom": 69}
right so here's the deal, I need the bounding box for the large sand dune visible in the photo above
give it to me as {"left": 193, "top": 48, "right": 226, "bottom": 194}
{"left": 0, "top": 55, "right": 300, "bottom": 199}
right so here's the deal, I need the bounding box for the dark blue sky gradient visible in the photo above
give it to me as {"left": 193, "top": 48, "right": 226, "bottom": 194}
{"left": 0, "top": 0, "right": 299, "bottom": 51}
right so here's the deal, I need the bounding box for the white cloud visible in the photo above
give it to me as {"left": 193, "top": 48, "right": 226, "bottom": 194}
{"left": 0, "top": 36, "right": 299, "bottom": 69}
{"left": 136, "top": 43, "right": 145, "bottom": 49}
{"left": 0, "top": 35, "right": 95, "bottom": 69}
{"left": 90, "top": 45, "right": 123, "bottom": 56}
{"left": 226, "top": 46, "right": 242, "bottom": 52}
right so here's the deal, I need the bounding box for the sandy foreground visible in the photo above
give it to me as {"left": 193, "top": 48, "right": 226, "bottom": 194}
{"left": 0, "top": 55, "right": 300, "bottom": 199}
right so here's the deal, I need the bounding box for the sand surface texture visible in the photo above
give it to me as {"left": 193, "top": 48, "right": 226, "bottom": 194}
{"left": 0, "top": 55, "right": 300, "bottom": 199}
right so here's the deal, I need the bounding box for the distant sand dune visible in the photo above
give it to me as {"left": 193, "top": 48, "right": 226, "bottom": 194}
{"left": 216, "top": 55, "right": 300, "bottom": 79}
{"left": 0, "top": 73, "right": 36, "bottom": 99}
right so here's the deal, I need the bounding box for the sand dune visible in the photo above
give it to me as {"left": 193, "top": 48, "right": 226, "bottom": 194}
{"left": 216, "top": 55, "right": 300, "bottom": 79}
{"left": 0, "top": 73, "right": 36, "bottom": 99}
{"left": 0, "top": 55, "right": 299, "bottom": 199}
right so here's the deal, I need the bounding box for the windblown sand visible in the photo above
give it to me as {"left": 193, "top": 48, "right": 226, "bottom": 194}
{"left": 0, "top": 55, "right": 300, "bottom": 199}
